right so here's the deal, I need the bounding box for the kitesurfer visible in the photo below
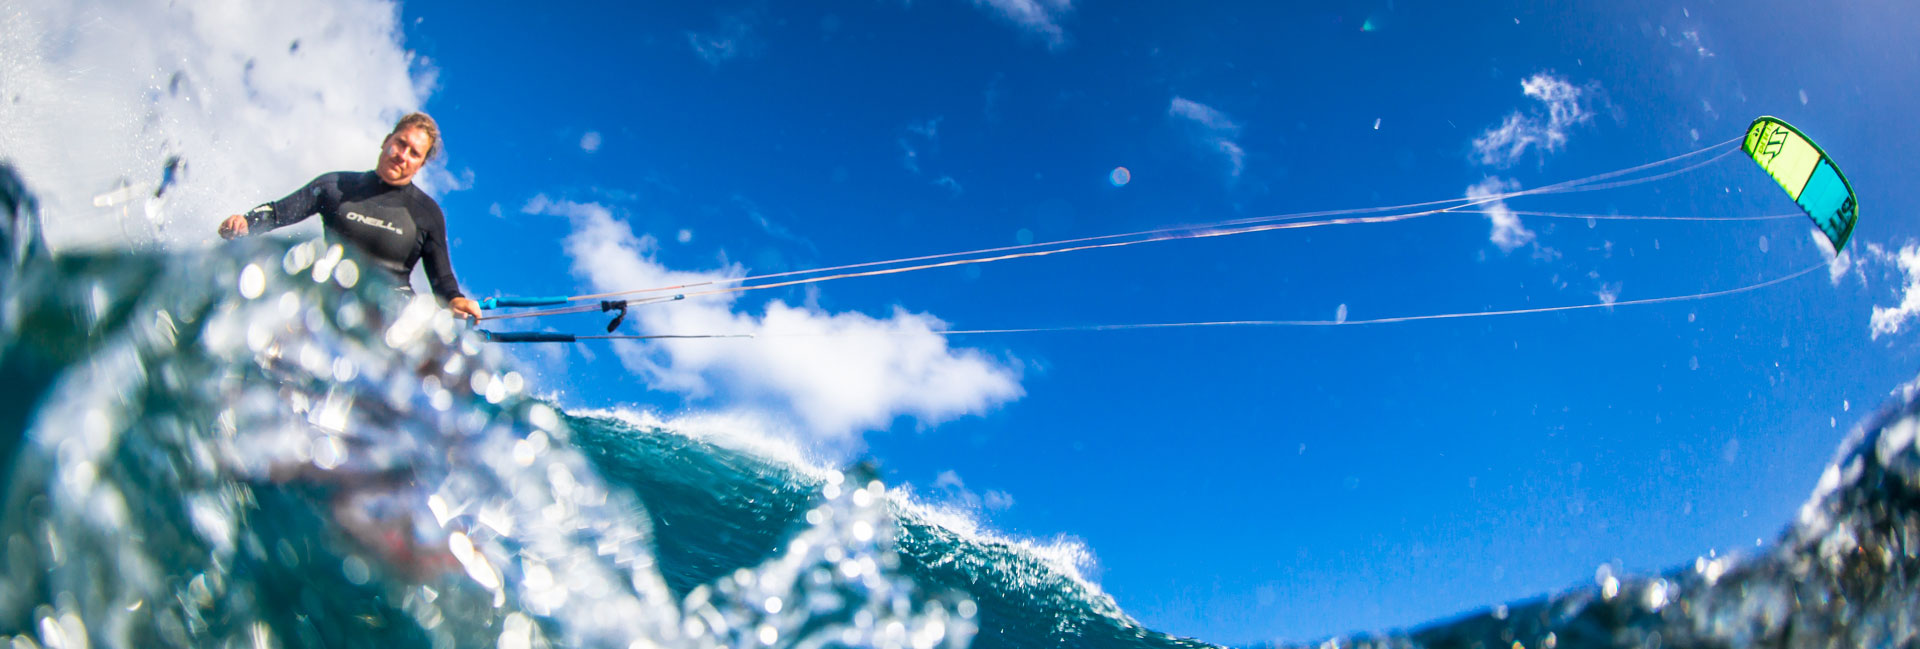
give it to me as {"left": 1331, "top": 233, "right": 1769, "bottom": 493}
{"left": 219, "top": 112, "right": 483, "bottom": 321}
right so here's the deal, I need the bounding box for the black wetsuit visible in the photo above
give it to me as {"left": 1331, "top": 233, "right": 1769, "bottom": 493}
{"left": 246, "top": 171, "right": 465, "bottom": 302}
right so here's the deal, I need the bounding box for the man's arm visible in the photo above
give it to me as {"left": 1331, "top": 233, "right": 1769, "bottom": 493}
{"left": 417, "top": 202, "right": 481, "bottom": 321}
{"left": 219, "top": 173, "right": 336, "bottom": 239}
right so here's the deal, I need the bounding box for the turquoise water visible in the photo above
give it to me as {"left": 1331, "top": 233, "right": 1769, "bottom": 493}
{"left": 0, "top": 164, "right": 1913, "bottom": 648}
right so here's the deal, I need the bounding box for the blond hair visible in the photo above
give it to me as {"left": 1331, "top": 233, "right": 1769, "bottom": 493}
{"left": 390, "top": 112, "right": 443, "bottom": 159}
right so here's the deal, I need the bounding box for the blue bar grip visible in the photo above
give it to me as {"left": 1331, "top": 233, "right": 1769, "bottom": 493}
{"left": 479, "top": 296, "right": 572, "bottom": 310}
{"left": 480, "top": 330, "right": 577, "bottom": 343}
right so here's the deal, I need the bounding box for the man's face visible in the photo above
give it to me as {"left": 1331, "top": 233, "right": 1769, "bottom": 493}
{"left": 375, "top": 127, "right": 432, "bottom": 186}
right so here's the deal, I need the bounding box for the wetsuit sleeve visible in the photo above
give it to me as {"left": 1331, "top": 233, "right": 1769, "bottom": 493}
{"left": 244, "top": 173, "right": 338, "bottom": 232}
{"left": 417, "top": 201, "right": 466, "bottom": 303}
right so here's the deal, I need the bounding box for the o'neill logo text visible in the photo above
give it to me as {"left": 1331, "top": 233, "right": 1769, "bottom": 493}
{"left": 345, "top": 211, "right": 405, "bottom": 236}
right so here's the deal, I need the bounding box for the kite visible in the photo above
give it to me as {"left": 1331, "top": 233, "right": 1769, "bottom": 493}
{"left": 1743, "top": 116, "right": 1858, "bottom": 252}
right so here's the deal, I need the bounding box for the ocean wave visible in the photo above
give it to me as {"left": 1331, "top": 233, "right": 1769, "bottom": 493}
{"left": 1, "top": 163, "right": 1915, "bottom": 649}
{"left": 0, "top": 164, "right": 976, "bottom": 649}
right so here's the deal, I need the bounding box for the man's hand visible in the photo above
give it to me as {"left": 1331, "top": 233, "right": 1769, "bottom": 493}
{"left": 449, "top": 296, "right": 482, "bottom": 323}
{"left": 218, "top": 214, "right": 249, "bottom": 240}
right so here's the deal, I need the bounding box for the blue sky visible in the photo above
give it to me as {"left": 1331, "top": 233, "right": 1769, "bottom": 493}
{"left": 6, "top": 0, "right": 1920, "bottom": 645}
{"left": 416, "top": 1, "right": 1920, "bottom": 644}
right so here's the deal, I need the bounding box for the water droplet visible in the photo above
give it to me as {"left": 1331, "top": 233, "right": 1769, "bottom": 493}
{"left": 311, "top": 244, "right": 343, "bottom": 283}
{"left": 448, "top": 531, "right": 501, "bottom": 591}
{"left": 499, "top": 613, "right": 533, "bottom": 649}
{"left": 312, "top": 436, "right": 345, "bottom": 469}
{"left": 342, "top": 556, "right": 370, "bottom": 585}
{"left": 334, "top": 259, "right": 359, "bottom": 288}
{"left": 839, "top": 558, "right": 864, "bottom": 578}
{"left": 528, "top": 403, "right": 558, "bottom": 430}
{"left": 283, "top": 241, "right": 317, "bottom": 274}
{"left": 238, "top": 264, "right": 265, "bottom": 299}
{"left": 1108, "top": 166, "right": 1131, "bottom": 187}
{"left": 332, "top": 357, "right": 356, "bottom": 382}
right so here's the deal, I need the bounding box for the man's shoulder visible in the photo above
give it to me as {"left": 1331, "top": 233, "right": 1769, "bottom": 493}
{"left": 307, "top": 171, "right": 368, "bottom": 193}
{"left": 403, "top": 184, "right": 445, "bottom": 221}
{"left": 334, "top": 170, "right": 383, "bottom": 184}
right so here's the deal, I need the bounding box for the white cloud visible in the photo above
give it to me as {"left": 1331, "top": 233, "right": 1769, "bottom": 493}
{"left": 971, "top": 0, "right": 1075, "bottom": 48}
{"left": 1169, "top": 97, "right": 1240, "bottom": 133}
{"left": 687, "top": 12, "right": 761, "bottom": 67}
{"left": 0, "top": 0, "right": 430, "bottom": 250}
{"left": 1466, "top": 177, "right": 1535, "bottom": 253}
{"left": 1169, "top": 97, "right": 1247, "bottom": 179}
{"left": 524, "top": 197, "right": 1024, "bottom": 440}
{"left": 1829, "top": 249, "right": 1854, "bottom": 285}
{"left": 933, "top": 470, "right": 1014, "bottom": 513}
{"left": 900, "top": 118, "right": 962, "bottom": 195}
{"left": 1866, "top": 242, "right": 1920, "bottom": 340}
{"left": 907, "top": 118, "right": 941, "bottom": 140}
{"left": 580, "top": 131, "right": 603, "bottom": 153}
{"left": 1818, "top": 230, "right": 1857, "bottom": 286}
{"left": 731, "top": 195, "right": 814, "bottom": 251}
{"left": 1826, "top": 238, "right": 1920, "bottom": 340}
{"left": 1676, "top": 29, "right": 1714, "bottom": 58}
{"left": 1594, "top": 281, "right": 1621, "bottom": 306}
{"left": 1471, "top": 73, "right": 1596, "bottom": 168}
{"left": 1214, "top": 141, "right": 1248, "bottom": 178}
{"left": 900, "top": 119, "right": 942, "bottom": 172}
{"left": 899, "top": 138, "right": 924, "bottom": 174}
